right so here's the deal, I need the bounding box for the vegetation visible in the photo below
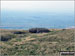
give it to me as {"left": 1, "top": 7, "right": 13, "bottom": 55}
{"left": 0, "top": 29, "right": 75, "bottom": 56}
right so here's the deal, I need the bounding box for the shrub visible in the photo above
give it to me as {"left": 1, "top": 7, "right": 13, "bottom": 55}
{"left": 13, "top": 31, "right": 25, "bottom": 34}
{"left": 0, "top": 34, "right": 16, "bottom": 41}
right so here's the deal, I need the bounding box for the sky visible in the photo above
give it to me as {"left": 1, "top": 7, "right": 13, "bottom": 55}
{"left": 1, "top": 1, "right": 74, "bottom": 13}
{"left": 1, "top": 1, "right": 74, "bottom": 29}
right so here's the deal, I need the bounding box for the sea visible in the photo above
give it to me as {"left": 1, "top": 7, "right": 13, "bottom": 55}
{"left": 0, "top": 11, "right": 74, "bottom": 30}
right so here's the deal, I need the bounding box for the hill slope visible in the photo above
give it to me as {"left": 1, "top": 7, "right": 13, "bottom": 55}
{"left": 0, "top": 29, "right": 75, "bottom": 56}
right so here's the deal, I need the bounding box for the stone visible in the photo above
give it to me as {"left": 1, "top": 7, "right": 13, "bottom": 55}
{"left": 29, "top": 28, "right": 50, "bottom": 33}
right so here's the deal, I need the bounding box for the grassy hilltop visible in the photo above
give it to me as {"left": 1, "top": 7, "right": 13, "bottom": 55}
{"left": 0, "top": 29, "right": 75, "bottom": 56}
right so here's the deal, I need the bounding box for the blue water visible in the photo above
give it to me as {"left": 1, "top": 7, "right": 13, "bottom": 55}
{"left": 0, "top": 11, "right": 74, "bottom": 30}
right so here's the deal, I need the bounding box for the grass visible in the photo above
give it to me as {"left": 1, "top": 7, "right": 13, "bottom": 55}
{"left": 0, "top": 29, "right": 75, "bottom": 56}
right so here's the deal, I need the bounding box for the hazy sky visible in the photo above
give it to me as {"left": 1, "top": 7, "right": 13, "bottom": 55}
{"left": 1, "top": 1, "right": 74, "bottom": 12}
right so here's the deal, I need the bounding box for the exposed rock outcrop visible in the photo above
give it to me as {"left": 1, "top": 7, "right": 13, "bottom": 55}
{"left": 29, "top": 28, "right": 50, "bottom": 33}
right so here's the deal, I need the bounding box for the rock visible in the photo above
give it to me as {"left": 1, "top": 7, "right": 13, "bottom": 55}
{"left": 29, "top": 28, "right": 50, "bottom": 33}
